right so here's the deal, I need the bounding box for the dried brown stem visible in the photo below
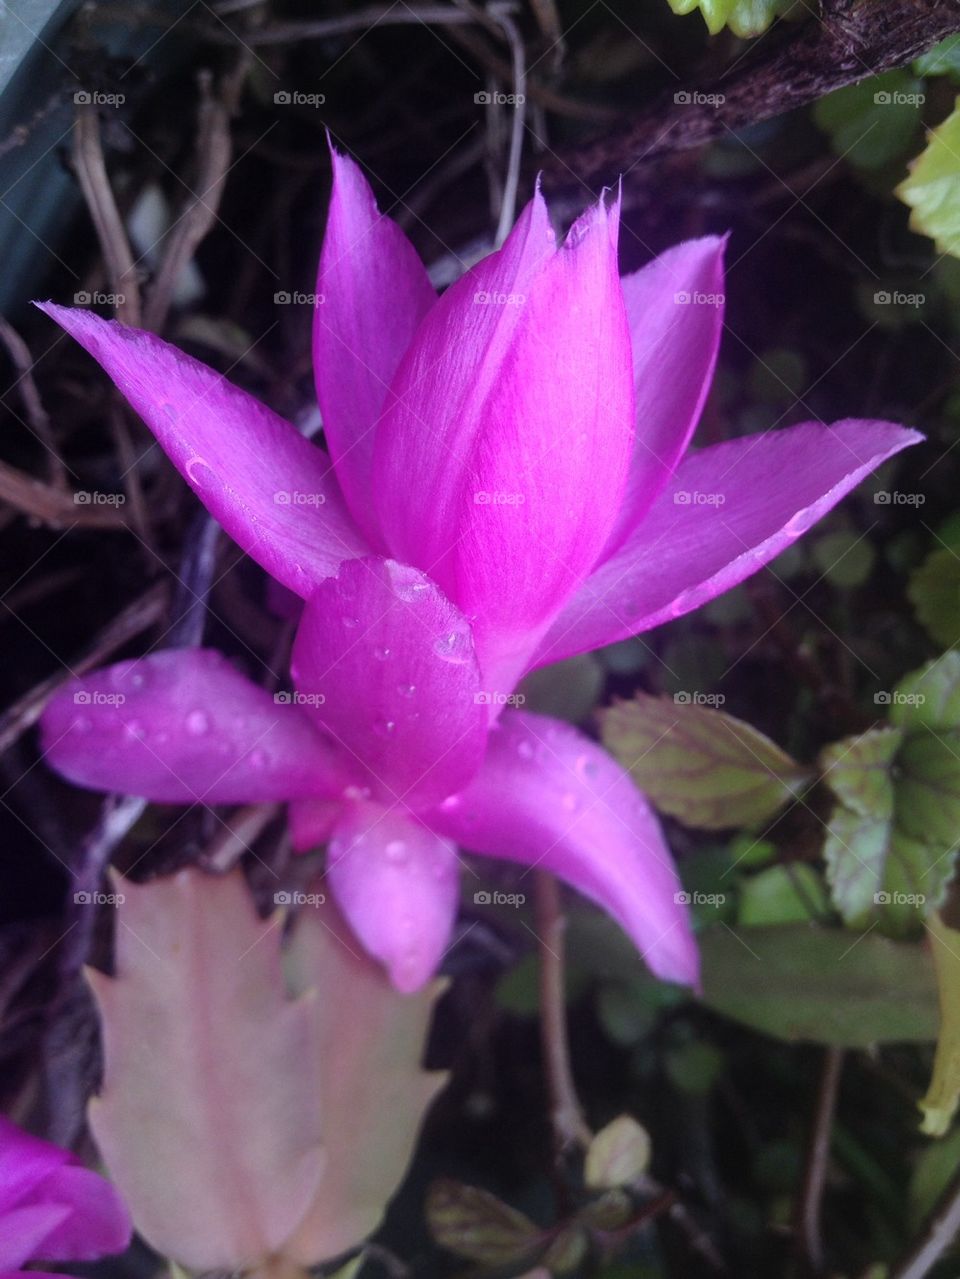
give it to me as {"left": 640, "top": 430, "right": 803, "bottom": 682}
{"left": 0, "top": 583, "right": 168, "bottom": 756}
{"left": 534, "top": 870, "right": 592, "bottom": 1154}
{"left": 796, "top": 1046, "right": 844, "bottom": 1275}
{"left": 0, "top": 318, "right": 67, "bottom": 491}
{"left": 0, "top": 458, "right": 129, "bottom": 529}
{"left": 143, "top": 63, "right": 247, "bottom": 332}
{"left": 541, "top": 0, "right": 960, "bottom": 189}
{"left": 71, "top": 104, "right": 141, "bottom": 326}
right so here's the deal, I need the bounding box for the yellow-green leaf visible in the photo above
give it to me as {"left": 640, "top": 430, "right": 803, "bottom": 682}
{"left": 425, "top": 1180, "right": 545, "bottom": 1266}
{"left": 897, "top": 99, "right": 960, "bottom": 260}
{"left": 601, "top": 694, "right": 808, "bottom": 830}
{"left": 920, "top": 912, "right": 960, "bottom": 1135}
{"left": 665, "top": 0, "right": 802, "bottom": 38}
{"left": 584, "top": 1116, "right": 651, "bottom": 1190}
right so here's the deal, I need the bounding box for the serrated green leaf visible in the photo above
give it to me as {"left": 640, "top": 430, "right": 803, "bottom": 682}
{"left": 601, "top": 694, "right": 808, "bottom": 830}
{"left": 914, "top": 33, "right": 960, "bottom": 80}
{"left": 897, "top": 98, "right": 960, "bottom": 260}
{"left": 896, "top": 729, "right": 960, "bottom": 848}
{"left": 819, "top": 727, "right": 957, "bottom": 930}
{"left": 820, "top": 728, "right": 901, "bottom": 819}
{"left": 666, "top": 0, "right": 801, "bottom": 38}
{"left": 425, "top": 1180, "right": 544, "bottom": 1266}
{"left": 815, "top": 71, "right": 925, "bottom": 171}
{"left": 585, "top": 1116, "right": 651, "bottom": 1189}
{"left": 892, "top": 652, "right": 960, "bottom": 731}
{"left": 920, "top": 913, "right": 960, "bottom": 1135}
{"left": 909, "top": 547, "right": 960, "bottom": 648}
{"left": 698, "top": 925, "right": 939, "bottom": 1046}
{"left": 738, "top": 863, "right": 831, "bottom": 926}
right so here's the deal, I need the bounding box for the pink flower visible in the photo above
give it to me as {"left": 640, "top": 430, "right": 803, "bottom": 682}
{"left": 37, "top": 150, "right": 919, "bottom": 993}
{"left": 0, "top": 1115, "right": 131, "bottom": 1277}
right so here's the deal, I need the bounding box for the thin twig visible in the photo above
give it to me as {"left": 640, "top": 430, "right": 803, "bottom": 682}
{"left": 0, "top": 458, "right": 129, "bottom": 528}
{"left": 891, "top": 1164, "right": 960, "bottom": 1279}
{"left": 108, "top": 397, "right": 153, "bottom": 547}
{"left": 71, "top": 104, "right": 141, "bottom": 327}
{"left": 143, "top": 62, "right": 247, "bottom": 332}
{"left": 488, "top": 6, "right": 526, "bottom": 247}
{"left": 0, "top": 318, "right": 68, "bottom": 491}
{"left": 534, "top": 870, "right": 592, "bottom": 1153}
{"left": 0, "top": 582, "right": 168, "bottom": 755}
{"left": 796, "top": 1046, "right": 844, "bottom": 1275}
{"left": 202, "top": 803, "right": 281, "bottom": 873}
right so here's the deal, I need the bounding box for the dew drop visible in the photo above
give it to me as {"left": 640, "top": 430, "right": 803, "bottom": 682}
{"left": 374, "top": 645, "right": 391, "bottom": 661}
{"left": 344, "top": 783, "right": 372, "bottom": 801}
{"left": 562, "top": 791, "right": 579, "bottom": 813}
{"left": 73, "top": 716, "right": 92, "bottom": 734}
{"left": 397, "top": 682, "right": 417, "bottom": 698}
{"left": 385, "top": 839, "right": 407, "bottom": 863}
{"left": 517, "top": 739, "right": 535, "bottom": 760}
{"left": 186, "top": 709, "right": 209, "bottom": 736}
{"left": 434, "top": 627, "right": 471, "bottom": 664}
{"left": 342, "top": 615, "right": 360, "bottom": 629}
{"left": 123, "top": 719, "right": 144, "bottom": 741}
{"left": 374, "top": 717, "right": 397, "bottom": 737}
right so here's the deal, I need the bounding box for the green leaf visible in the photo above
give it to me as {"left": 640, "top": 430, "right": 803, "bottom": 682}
{"left": 810, "top": 530, "right": 876, "bottom": 588}
{"left": 664, "top": 1040, "right": 725, "bottom": 1094}
{"left": 600, "top": 694, "right": 808, "bottom": 830}
{"left": 891, "top": 652, "right": 960, "bottom": 731}
{"left": 914, "top": 33, "right": 960, "bottom": 79}
{"left": 908, "top": 547, "right": 960, "bottom": 648}
{"left": 920, "top": 913, "right": 960, "bottom": 1135}
{"left": 738, "top": 863, "right": 831, "bottom": 926}
{"left": 819, "top": 727, "right": 957, "bottom": 931}
{"left": 897, "top": 98, "right": 960, "bottom": 260}
{"left": 698, "top": 924, "right": 939, "bottom": 1046}
{"left": 665, "top": 0, "right": 803, "bottom": 38}
{"left": 425, "top": 1180, "right": 544, "bottom": 1266}
{"left": 584, "top": 1116, "right": 651, "bottom": 1189}
{"left": 815, "top": 71, "right": 925, "bottom": 171}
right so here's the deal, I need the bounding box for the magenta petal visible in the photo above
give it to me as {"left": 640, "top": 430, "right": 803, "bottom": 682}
{"left": 537, "top": 418, "right": 923, "bottom": 666}
{"left": 41, "top": 650, "right": 348, "bottom": 804}
{"left": 288, "top": 797, "right": 343, "bottom": 851}
{"left": 291, "top": 558, "right": 487, "bottom": 807}
{"left": 374, "top": 195, "right": 634, "bottom": 686}
{"left": 426, "top": 710, "right": 698, "bottom": 986}
{"left": 0, "top": 1118, "right": 130, "bottom": 1268}
{"left": 327, "top": 800, "right": 459, "bottom": 992}
{"left": 0, "top": 1205, "right": 73, "bottom": 1269}
{"left": 35, "top": 303, "right": 368, "bottom": 596}
{"left": 314, "top": 149, "right": 436, "bottom": 545}
{"left": 24, "top": 1166, "right": 131, "bottom": 1263}
{"left": 604, "top": 237, "right": 726, "bottom": 551}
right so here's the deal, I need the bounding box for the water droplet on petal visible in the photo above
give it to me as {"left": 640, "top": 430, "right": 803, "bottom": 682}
{"left": 433, "top": 627, "right": 472, "bottom": 664}
{"left": 397, "top": 682, "right": 417, "bottom": 698}
{"left": 374, "top": 718, "right": 397, "bottom": 737}
{"left": 385, "top": 839, "right": 407, "bottom": 864}
{"left": 186, "top": 710, "right": 209, "bottom": 736}
{"left": 342, "top": 615, "right": 359, "bottom": 629}
{"left": 344, "top": 783, "right": 372, "bottom": 801}
{"left": 517, "top": 739, "right": 535, "bottom": 760}
{"left": 123, "top": 719, "right": 144, "bottom": 741}
{"left": 374, "top": 645, "right": 391, "bottom": 661}
{"left": 74, "top": 716, "right": 92, "bottom": 734}
{"left": 562, "top": 791, "right": 579, "bottom": 813}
